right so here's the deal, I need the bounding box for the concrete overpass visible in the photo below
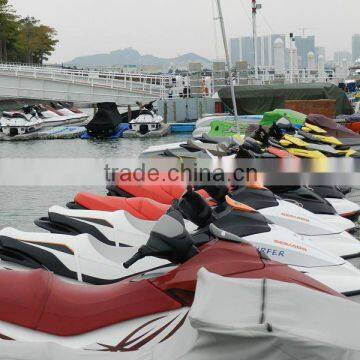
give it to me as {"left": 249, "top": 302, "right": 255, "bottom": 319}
{"left": 0, "top": 63, "right": 170, "bottom": 106}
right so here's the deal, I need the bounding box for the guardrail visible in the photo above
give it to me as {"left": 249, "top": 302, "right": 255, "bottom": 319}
{"left": 0, "top": 63, "right": 171, "bottom": 98}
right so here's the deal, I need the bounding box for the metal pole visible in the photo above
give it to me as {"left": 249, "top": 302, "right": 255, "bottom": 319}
{"left": 289, "top": 33, "right": 293, "bottom": 84}
{"left": 211, "top": 0, "right": 220, "bottom": 61}
{"left": 215, "top": 0, "right": 239, "bottom": 131}
{"left": 252, "top": 0, "right": 258, "bottom": 79}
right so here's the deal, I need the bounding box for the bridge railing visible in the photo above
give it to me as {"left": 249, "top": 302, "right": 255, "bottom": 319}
{"left": 0, "top": 63, "right": 171, "bottom": 98}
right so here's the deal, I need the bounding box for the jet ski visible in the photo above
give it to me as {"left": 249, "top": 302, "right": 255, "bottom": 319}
{"left": 34, "top": 104, "right": 88, "bottom": 127}
{"left": 105, "top": 172, "right": 356, "bottom": 233}
{"left": 34, "top": 205, "right": 198, "bottom": 247}
{"left": 0, "top": 228, "right": 171, "bottom": 284}
{"left": 67, "top": 194, "right": 170, "bottom": 216}
{"left": 47, "top": 186, "right": 357, "bottom": 238}
{"left": 251, "top": 116, "right": 360, "bottom": 159}
{"left": 106, "top": 171, "right": 210, "bottom": 204}
{"left": 0, "top": 210, "right": 340, "bottom": 356}
{"left": 0, "top": 106, "right": 43, "bottom": 137}
{"left": 74, "top": 185, "right": 357, "bottom": 238}
{"left": 309, "top": 186, "right": 360, "bottom": 221}
{"left": 128, "top": 102, "right": 165, "bottom": 136}
{"left": 5, "top": 189, "right": 360, "bottom": 295}
{"left": 267, "top": 185, "right": 360, "bottom": 223}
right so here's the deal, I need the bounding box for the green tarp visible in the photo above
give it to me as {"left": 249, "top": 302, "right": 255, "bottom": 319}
{"left": 218, "top": 83, "right": 354, "bottom": 116}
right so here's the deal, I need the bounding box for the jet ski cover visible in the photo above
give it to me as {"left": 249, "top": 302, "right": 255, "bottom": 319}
{"left": 189, "top": 269, "right": 359, "bottom": 360}
{"left": 219, "top": 83, "right": 354, "bottom": 116}
{"left": 86, "top": 102, "right": 127, "bottom": 137}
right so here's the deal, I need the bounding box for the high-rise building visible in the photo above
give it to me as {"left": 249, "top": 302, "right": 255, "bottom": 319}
{"left": 230, "top": 34, "right": 313, "bottom": 70}
{"left": 334, "top": 51, "right": 352, "bottom": 65}
{"left": 352, "top": 34, "right": 360, "bottom": 63}
{"left": 271, "top": 34, "right": 286, "bottom": 66}
{"left": 315, "top": 47, "right": 326, "bottom": 62}
{"left": 294, "top": 36, "right": 316, "bottom": 68}
{"left": 230, "top": 38, "right": 241, "bottom": 65}
{"left": 261, "top": 36, "right": 271, "bottom": 67}
{"left": 241, "top": 36, "right": 254, "bottom": 66}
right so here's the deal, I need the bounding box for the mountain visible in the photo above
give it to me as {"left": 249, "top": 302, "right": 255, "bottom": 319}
{"left": 66, "top": 47, "right": 211, "bottom": 69}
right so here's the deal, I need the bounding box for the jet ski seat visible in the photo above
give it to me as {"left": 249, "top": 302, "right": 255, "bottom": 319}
{"left": 0, "top": 268, "right": 181, "bottom": 336}
{"left": 75, "top": 193, "right": 169, "bottom": 220}
{"left": 114, "top": 172, "right": 209, "bottom": 205}
{"left": 116, "top": 182, "right": 185, "bottom": 205}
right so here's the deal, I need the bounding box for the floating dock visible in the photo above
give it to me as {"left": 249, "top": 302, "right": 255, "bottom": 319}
{"left": 171, "top": 123, "right": 196, "bottom": 133}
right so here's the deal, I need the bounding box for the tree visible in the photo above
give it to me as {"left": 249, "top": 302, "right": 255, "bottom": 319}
{"left": 0, "top": 3, "right": 58, "bottom": 64}
{"left": 0, "top": 0, "right": 19, "bottom": 62}
{"left": 17, "top": 17, "right": 58, "bottom": 64}
{"left": 31, "top": 25, "right": 58, "bottom": 64}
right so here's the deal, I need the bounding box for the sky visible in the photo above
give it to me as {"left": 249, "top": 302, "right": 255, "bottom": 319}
{"left": 9, "top": 0, "right": 360, "bottom": 63}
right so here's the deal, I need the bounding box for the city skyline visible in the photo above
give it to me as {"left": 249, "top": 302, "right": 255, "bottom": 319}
{"left": 8, "top": 0, "right": 360, "bottom": 64}
{"left": 230, "top": 33, "right": 360, "bottom": 69}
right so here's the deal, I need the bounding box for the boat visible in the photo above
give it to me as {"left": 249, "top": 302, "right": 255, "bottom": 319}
{"left": 0, "top": 211, "right": 338, "bottom": 358}
{"left": 140, "top": 141, "right": 188, "bottom": 158}
{"left": 34, "top": 103, "right": 88, "bottom": 127}
{"left": 124, "top": 103, "right": 170, "bottom": 138}
{"left": 69, "top": 187, "right": 358, "bottom": 244}
{"left": 309, "top": 186, "right": 360, "bottom": 221}
{"left": 0, "top": 106, "right": 43, "bottom": 137}
{"left": 192, "top": 114, "right": 262, "bottom": 138}
{"left": 3, "top": 190, "right": 360, "bottom": 295}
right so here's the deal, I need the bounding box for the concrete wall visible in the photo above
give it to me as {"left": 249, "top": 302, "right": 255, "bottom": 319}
{"left": 157, "top": 97, "right": 217, "bottom": 122}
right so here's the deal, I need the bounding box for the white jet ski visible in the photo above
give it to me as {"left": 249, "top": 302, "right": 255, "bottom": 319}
{"left": 35, "top": 103, "right": 88, "bottom": 127}
{"left": 2, "top": 192, "right": 360, "bottom": 297}
{"left": 129, "top": 101, "right": 165, "bottom": 136}
{"left": 47, "top": 186, "right": 360, "bottom": 264}
{"left": 33, "top": 201, "right": 360, "bottom": 260}
{"left": 310, "top": 186, "right": 360, "bottom": 221}
{"left": 0, "top": 107, "right": 43, "bottom": 137}
{"left": 0, "top": 228, "right": 171, "bottom": 284}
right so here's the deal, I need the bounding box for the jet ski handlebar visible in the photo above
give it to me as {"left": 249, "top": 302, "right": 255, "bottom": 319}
{"left": 123, "top": 244, "right": 159, "bottom": 269}
{"left": 124, "top": 210, "right": 199, "bottom": 269}
{"left": 123, "top": 251, "right": 145, "bottom": 269}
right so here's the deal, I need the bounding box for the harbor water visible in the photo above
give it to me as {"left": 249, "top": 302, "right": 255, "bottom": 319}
{"left": 0, "top": 133, "right": 189, "bottom": 231}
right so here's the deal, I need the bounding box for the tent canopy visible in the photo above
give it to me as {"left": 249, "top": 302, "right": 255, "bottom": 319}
{"left": 218, "top": 83, "right": 354, "bottom": 116}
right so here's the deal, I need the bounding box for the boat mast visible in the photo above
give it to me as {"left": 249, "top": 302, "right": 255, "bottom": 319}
{"left": 252, "top": 0, "right": 260, "bottom": 79}
{"left": 215, "top": 0, "right": 239, "bottom": 131}
{"left": 211, "top": 0, "right": 220, "bottom": 61}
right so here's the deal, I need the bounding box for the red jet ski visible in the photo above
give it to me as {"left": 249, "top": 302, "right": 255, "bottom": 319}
{"left": 106, "top": 172, "right": 209, "bottom": 205}
{"left": 0, "top": 210, "right": 338, "bottom": 351}
{"left": 68, "top": 193, "right": 169, "bottom": 220}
